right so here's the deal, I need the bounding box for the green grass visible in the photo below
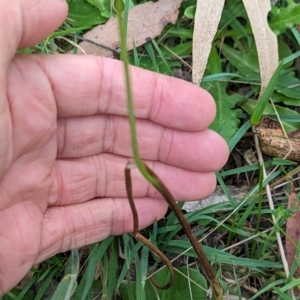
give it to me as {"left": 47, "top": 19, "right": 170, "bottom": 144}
{"left": 6, "top": 0, "right": 300, "bottom": 299}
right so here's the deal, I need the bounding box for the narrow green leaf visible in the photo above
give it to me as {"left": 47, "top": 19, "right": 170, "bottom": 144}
{"left": 272, "top": 287, "right": 291, "bottom": 300}
{"left": 134, "top": 256, "right": 146, "bottom": 300}
{"left": 228, "top": 120, "right": 251, "bottom": 153}
{"left": 282, "top": 49, "right": 300, "bottom": 65}
{"left": 291, "top": 26, "right": 300, "bottom": 46}
{"left": 165, "top": 28, "right": 193, "bottom": 39}
{"left": 116, "top": 236, "right": 143, "bottom": 290}
{"left": 249, "top": 279, "right": 286, "bottom": 300}
{"left": 101, "top": 252, "right": 110, "bottom": 300}
{"left": 166, "top": 242, "right": 283, "bottom": 269}
{"left": 151, "top": 40, "right": 173, "bottom": 75}
{"left": 14, "top": 276, "right": 37, "bottom": 300}
{"left": 35, "top": 268, "right": 59, "bottom": 300}
{"left": 140, "top": 245, "right": 149, "bottom": 287}
{"left": 144, "top": 42, "right": 158, "bottom": 73}
{"left": 279, "top": 277, "right": 300, "bottom": 292}
{"left": 107, "top": 240, "right": 118, "bottom": 300}
{"left": 202, "top": 72, "right": 242, "bottom": 82}
{"left": 251, "top": 61, "right": 283, "bottom": 126}
{"left": 78, "top": 236, "right": 114, "bottom": 300}
{"left": 240, "top": 98, "right": 300, "bottom": 132}
{"left": 220, "top": 8, "right": 248, "bottom": 39}
{"left": 50, "top": 249, "right": 79, "bottom": 300}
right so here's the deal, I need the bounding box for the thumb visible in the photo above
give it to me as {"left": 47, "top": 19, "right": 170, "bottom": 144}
{"left": 0, "top": 0, "right": 68, "bottom": 63}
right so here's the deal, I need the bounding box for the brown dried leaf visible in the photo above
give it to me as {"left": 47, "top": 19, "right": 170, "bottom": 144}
{"left": 192, "top": 0, "right": 225, "bottom": 84}
{"left": 75, "top": 0, "right": 184, "bottom": 57}
{"left": 242, "top": 148, "right": 258, "bottom": 165}
{"left": 255, "top": 117, "right": 300, "bottom": 162}
{"left": 242, "top": 0, "right": 279, "bottom": 95}
{"left": 183, "top": 185, "right": 250, "bottom": 212}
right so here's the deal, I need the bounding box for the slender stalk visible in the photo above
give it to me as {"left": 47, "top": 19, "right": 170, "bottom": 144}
{"left": 115, "top": 0, "right": 157, "bottom": 186}
{"left": 115, "top": 1, "right": 222, "bottom": 298}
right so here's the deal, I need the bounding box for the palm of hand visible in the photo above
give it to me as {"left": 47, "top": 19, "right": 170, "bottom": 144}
{"left": 1, "top": 56, "right": 61, "bottom": 291}
{"left": 0, "top": 0, "right": 228, "bottom": 295}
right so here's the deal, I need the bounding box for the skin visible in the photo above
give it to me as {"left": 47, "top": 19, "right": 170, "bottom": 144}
{"left": 0, "top": 0, "right": 229, "bottom": 295}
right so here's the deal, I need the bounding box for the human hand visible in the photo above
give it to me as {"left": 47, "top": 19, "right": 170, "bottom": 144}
{"left": 0, "top": 0, "right": 228, "bottom": 294}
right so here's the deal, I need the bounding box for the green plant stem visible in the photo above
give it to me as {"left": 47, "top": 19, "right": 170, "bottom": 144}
{"left": 115, "top": 1, "right": 222, "bottom": 299}
{"left": 115, "top": 0, "right": 157, "bottom": 187}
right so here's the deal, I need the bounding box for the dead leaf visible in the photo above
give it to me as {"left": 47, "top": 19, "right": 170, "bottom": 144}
{"left": 75, "top": 0, "right": 184, "bottom": 57}
{"left": 183, "top": 185, "right": 250, "bottom": 212}
{"left": 192, "top": 0, "right": 278, "bottom": 88}
{"left": 242, "top": 148, "right": 258, "bottom": 165}
{"left": 286, "top": 187, "right": 300, "bottom": 293}
{"left": 255, "top": 117, "right": 300, "bottom": 162}
{"left": 192, "top": 0, "right": 225, "bottom": 84}
{"left": 242, "top": 0, "right": 279, "bottom": 95}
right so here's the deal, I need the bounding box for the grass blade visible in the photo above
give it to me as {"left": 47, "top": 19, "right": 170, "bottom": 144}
{"left": 77, "top": 236, "right": 114, "bottom": 300}
{"left": 251, "top": 60, "right": 284, "bottom": 125}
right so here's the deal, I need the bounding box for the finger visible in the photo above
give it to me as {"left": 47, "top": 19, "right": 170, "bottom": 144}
{"left": 39, "top": 55, "right": 216, "bottom": 131}
{"left": 57, "top": 115, "right": 228, "bottom": 171}
{"left": 49, "top": 154, "right": 217, "bottom": 206}
{"left": 0, "top": 202, "right": 43, "bottom": 295}
{"left": 1, "top": 0, "right": 67, "bottom": 56}
{"left": 18, "top": 0, "right": 68, "bottom": 48}
{"left": 37, "top": 197, "right": 168, "bottom": 263}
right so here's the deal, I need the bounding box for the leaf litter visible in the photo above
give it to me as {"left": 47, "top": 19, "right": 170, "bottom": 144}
{"left": 74, "top": 0, "right": 184, "bottom": 57}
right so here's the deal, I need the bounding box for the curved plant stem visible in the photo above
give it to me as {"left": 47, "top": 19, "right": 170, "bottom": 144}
{"left": 115, "top": 1, "right": 223, "bottom": 298}
{"left": 125, "top": 161, "right": 175, "bottom": 290}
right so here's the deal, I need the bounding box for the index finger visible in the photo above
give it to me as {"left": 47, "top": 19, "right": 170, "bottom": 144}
{"left": 41, "top": 55, "right": 216, "bottom": 131}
